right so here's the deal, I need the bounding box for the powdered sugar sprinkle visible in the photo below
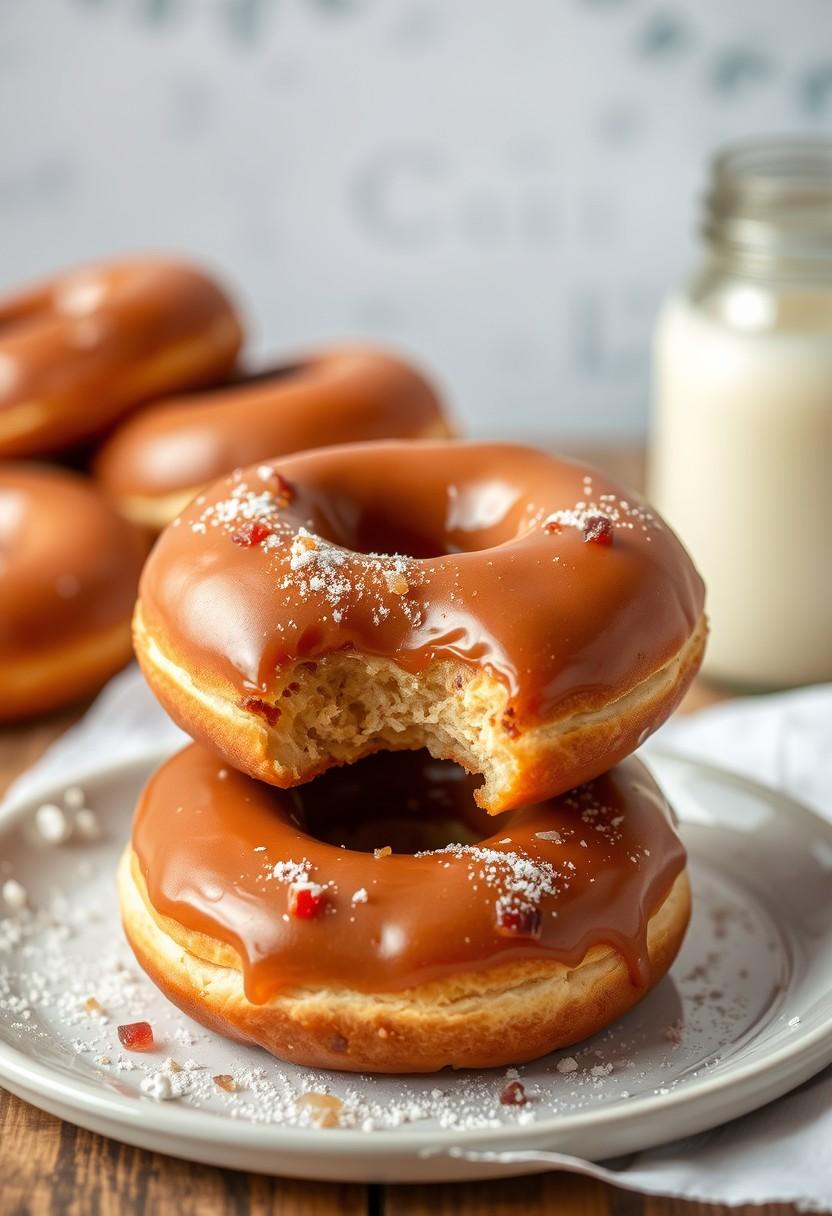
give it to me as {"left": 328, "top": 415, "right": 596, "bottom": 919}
{"left": 189, "top": 475, "right": 425, "bottom": 629}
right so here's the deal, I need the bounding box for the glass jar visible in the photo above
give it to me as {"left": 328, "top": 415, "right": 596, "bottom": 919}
{"left": 650, "top": 138, "right": 832, "bottom": 688}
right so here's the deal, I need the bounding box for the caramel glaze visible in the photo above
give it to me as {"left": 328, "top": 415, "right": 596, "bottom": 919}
{"left": 0, "top": 258, "right": 242, "bottom": 457}
{"left": 0, "top": 464, "right": 145, "bottom": 654}
{"left": 94, "top": 346, "right": 450, "bottom": 501}
{"left": 133, "top": 745, "right": 686, "bottom": 1002}
{"left": 139, "top": 441, "right": 705, "bottom": 723}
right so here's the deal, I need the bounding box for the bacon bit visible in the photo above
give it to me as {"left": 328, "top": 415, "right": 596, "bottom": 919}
{"left": 454, "top": 674, "right": 464, "bottom": 690}
{"left": 239, "top": 696, "right": 281, "bottom": 726}
{"left": 583, "top": 514, "right": 614, "bottom": 546}
{"left": 543, "top": 519, "right": 562, "bottom": 535}
{"left": 297, "top": 1092, "right": 343, "bottom": 1128}
{"left": 535, "top": 829, "right": 563, "bottom": 844}
{"left": 84, "top": 997, "right": 104, "bottom": 1016}
{"left": 373, "top": 846, "right": 392, "bottom": 860}
{"left": 291, "top": 532, "right": 317, "bottom": 558}
{"left": 117, "top": 1021, "right": 155, "bottom": 1052}
{"left": 501, "top": 708, "right": 520, "bottom": 739}
{"left": 271, "top": 472, "right": 295, "bottom": 505}
{"left": 384, "top": 570, "right": 409, "bottom": 596}
{"left": 497, "top": 906, "right": 542, "bottom": 939}
{"left": 231, "top": 520, "right": 273, "bottom": 547}
{"left": 500, "top": 1080, "right": 528, "bottom": 1106}
{"left": 289, "top": 882, "right": 327, "bottom": 919}
{"left": 213, "top": 1074, "right": 237, "bottom": 1092}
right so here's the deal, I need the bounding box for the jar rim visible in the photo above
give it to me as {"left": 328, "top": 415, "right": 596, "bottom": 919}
{"left": 704, "top": 136, "right": 832, "bottom": 269}
{"left": 712, "top": 137, "right": 832, "bottom": 200}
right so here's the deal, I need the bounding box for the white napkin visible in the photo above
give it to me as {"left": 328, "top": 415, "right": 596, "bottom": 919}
{"left": 4, "top": 668, "right": 832, "bottom": 1208}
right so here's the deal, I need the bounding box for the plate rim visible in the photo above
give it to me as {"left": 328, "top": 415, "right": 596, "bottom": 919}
{"left": 0, "top": 745, "right": 831, "bottom": 1163}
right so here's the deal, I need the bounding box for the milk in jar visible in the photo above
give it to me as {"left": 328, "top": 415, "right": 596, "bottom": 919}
{"left": 650, "top": 140, "right": 832, "bottom": 687}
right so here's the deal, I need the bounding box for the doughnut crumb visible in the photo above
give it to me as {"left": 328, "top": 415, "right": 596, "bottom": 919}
{"left": 297, "top": 1091, "right": 343, "bottom": 1129}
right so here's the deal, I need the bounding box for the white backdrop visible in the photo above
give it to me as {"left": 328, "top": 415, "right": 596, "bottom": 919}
{"left": 1, "top": 0, "right": 831, "bottom": 438}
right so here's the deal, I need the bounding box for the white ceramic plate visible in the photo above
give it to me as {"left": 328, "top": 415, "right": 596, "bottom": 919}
{"left": 0, "top": 750, "right": 830, "bottom": 1183}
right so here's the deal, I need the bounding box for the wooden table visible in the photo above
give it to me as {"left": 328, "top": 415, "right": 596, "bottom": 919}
{"left": 0, "top": 449, "right": 809, "bottom": 1216}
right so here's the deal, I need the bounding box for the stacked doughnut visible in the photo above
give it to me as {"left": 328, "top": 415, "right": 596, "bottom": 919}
{"left": 0, "top": 257, "right": 448, "bottom": 719}
{"left": 122, "top": 438, "right": 706, "bottom": 1072}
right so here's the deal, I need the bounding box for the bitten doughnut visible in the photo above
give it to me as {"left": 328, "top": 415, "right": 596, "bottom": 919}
{"left": 0, "top": 258, "right": 242, "bottom": 457}
{"left": 134, "top": 440, "right": 707, "bottom": 812}
{"left": 94, "top": 346, "right": 451, "bottom": 531}
{"left": 119, "top": 746, "right": 691, "bottom": 1073}
{"left": 0, "top": 465, "right": 146, "bottom": 720}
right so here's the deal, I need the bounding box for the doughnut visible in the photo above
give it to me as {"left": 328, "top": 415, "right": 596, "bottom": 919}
{"left": 119, "top": 746, "right": 690, "bottom": 1073}
{"left": 0, "top": 258, "right": 242, "bottom": 458}
{"left": 134, "top": 440, "right": 707, "bottom": 812}
{"left": 94, "top": 346, "right": 451, "bottom": 531}
{"left": 0, "top": 465, "right": 146, "bottom": 720}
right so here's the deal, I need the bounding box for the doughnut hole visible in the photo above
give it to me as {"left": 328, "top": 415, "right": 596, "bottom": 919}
{"left": 288, "top": 750, "right": 490, "bottom": 854}
{"left": 303, "top": 473, "right": 533, "bottom": 560}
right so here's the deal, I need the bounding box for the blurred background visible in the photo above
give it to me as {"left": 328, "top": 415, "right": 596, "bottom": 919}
{"left": 2, "top": 0, "right": 830, "bottom": 441}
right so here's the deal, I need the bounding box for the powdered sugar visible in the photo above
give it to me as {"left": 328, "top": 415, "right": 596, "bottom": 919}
{"left": 280, "top": 529, "right": 423, "bottom": 627}
{"left": 269, "top": 859, "right": 311, "bottom": 886}
{"left": 416, "top": 842, "right": 563, "bottom": 926}
{"left": 190, "top": 476, "right": 425, "bottom": 629}
{"left": 541, "top": 481, "right": 660, "bottom": 539}
{"left": 193, "top": 478, "right": 277, "bottom": 532}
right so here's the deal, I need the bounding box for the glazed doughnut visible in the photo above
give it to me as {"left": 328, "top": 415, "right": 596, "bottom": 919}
{"left": 119, "top": 746, "right": 690, "bottom": 1073}
{"left": 94, "top": 346, "right": 451, "bottom": 531}
{"left": 0, "top": 465, "right": 146, "bottom": 720}
{"left": 134, "top": 440, "right": 707, "bottom": 812}
{"left": 0, "top": 258, "right": 242, "bottom": 457}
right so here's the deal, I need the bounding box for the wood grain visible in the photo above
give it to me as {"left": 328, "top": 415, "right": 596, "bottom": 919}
{"left": 0, "top": 446, "right": 800, "bottom": 1215}
{"left": 0, "top": 1087, "right": 367, "bottom": 1215}
{"left": 384, "top": 1176, "right": 801, "bottom": 1216}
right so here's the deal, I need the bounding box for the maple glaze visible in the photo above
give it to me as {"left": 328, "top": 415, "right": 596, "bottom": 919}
{"left": 139, "top": 441, "right": 705, "bottom": 722}
{"left": 132, "top": 745, "right": 687, "bottom": 1002}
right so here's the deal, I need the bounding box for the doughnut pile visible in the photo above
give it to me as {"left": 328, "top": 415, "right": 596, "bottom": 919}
{"left": 0, "top": 251, "right": 706, "bottom": 1071}
{"left": 0, "top": 256, "right": 448, "bottom": 716}
{"left": 123, "top": 437, "right": 706, "bottom": 1073}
